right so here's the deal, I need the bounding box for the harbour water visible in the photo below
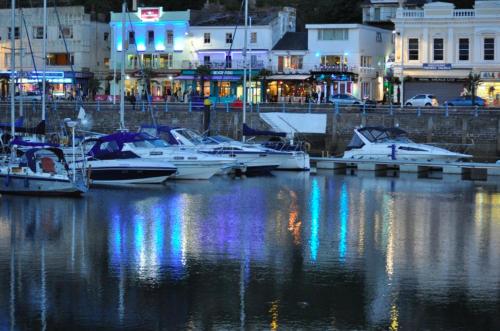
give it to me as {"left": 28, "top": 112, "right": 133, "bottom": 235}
{"left": 0, "top": 172, "right": 499, "bottom": 330}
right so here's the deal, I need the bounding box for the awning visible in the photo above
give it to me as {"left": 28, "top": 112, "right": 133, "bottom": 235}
{"left": 267, "top": 75, "right": 311, "bottom": 81}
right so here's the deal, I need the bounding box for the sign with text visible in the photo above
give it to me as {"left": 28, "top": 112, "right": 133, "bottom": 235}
{"left": 480, "top": 71, "right": 500, "bottom": 80}
{"left": 423, "top": 63, "right": 452, "bottom": 70}
{"left": 138, "top": 7, "right": 162, "bottom": 22}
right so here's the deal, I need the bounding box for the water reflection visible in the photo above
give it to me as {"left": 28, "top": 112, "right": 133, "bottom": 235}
{"left": 0, "top": 174, "right": 499, "bottom": 330}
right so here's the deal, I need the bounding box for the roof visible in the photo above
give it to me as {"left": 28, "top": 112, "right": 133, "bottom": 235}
{"left": 190, "top": 7, "right": 282, "bottom": 26}
{"left": 272, "top": 32, "right": 308, "bottom": 51}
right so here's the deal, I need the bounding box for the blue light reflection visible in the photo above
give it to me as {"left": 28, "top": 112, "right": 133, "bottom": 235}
{"left": 310, "top": 179, "right": 321, "bottom": 261}
{"left": 339, "top": 184, "right": 349, "bottom": 262}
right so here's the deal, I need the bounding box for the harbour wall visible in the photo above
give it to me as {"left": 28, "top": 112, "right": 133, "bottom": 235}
{"left": 1, "top": 103, "right": 500, "bottom": 159}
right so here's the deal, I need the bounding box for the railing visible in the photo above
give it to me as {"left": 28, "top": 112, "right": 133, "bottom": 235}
{"left": 453, "top": 9, "right": 475, "bottom": 17}
{"left": 401, "top": 10, "right": 424, "bottom": 18}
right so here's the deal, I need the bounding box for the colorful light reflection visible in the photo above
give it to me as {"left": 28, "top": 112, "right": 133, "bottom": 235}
{"left": 310, "top": 179, "right": 320, "bottom": 261}
{"left": 339, "top": 183, "right": 349, "bottom": 261}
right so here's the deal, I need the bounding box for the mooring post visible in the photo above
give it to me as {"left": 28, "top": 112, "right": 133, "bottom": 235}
{"left": 335, "top": 102, "right": 339, "bottom": 115}
{"left": 417, "top": 107, "right": 421, "bottom": 117}
{"left": 165, "top": 100, "right": 168, "bottom": 112}
{"left": 445, "top": 103, "right": 449, "bottom": 117}
{"left": 97, "top": 99, "right": 100, "bottom": 112}
{"left": 189, "top": 101, "right": 192, "bottom": 113}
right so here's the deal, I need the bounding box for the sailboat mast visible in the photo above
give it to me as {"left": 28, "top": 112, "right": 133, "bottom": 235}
{"left": 10, "top": 0, "right": 15, "bottom": 138}
{"left": 242, "top": 0, "right": 248, "bottom": 142}
{"left": 41, "top": 0, "right": 47, "bottom": 121}
{"left": 119, "top": 1, "right": 126, "bottom": 130}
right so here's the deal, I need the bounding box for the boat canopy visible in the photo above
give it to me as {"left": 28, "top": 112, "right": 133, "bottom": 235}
{"left": 242, "top": 124, "right": 286, "bottom": 138}
{"left": 89, "top": 132, "right": 156, "bottom": 159}
{"left": 23, "top": 147, "right": 68, "bottom": 172}
{"left": 357, "top": 127, "right": 409, "bottom": 143}
{"left": 139, "top": 125, "right": 180, "bottom": 145}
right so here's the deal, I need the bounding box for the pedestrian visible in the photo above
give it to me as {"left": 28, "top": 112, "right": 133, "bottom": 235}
{"left": 203, "top": 96, "right": 212, "bottom": 133}
{"left": 130, "top": 93, "right": 136, "bottom": 111}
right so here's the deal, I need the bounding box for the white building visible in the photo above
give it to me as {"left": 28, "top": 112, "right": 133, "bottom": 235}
{"left": 303, "top": 24, "right": 393, "bottom": 101}
{"left": 362, "top": 0, "right": 429, "bottom": 25}
{"left": 392, "top": 0, "right": 500, "bottom": 104}
{"left": 109, "top": 6, "right": 190, "bottom": 100}
{"left": 0, "top": 6, "right": 110, "bottom": 98}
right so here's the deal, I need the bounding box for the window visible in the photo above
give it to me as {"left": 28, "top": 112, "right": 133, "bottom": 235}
{"left": 226, "top": 33, "right": 233, "bottom": 44}
{"left": 225, "top": 55, "right": 232, "bottom": 68}
{"left": 459, "top": 38, "right": 469, "bottom": 61}
{"left": 217, "top": 82, "right": 231, "bottom": 97}
{"left": 128, "top": 31, "right": 135, "bottom": 44}
{"left": 59, "top": 26, "right": 73, "bottom": 39}
{"left": 250, "top": 55, "right": 257, "bottom": 66}
{"left": 204, "top": 33, "right": 211, "bottom": 44}
{"left": 8, "top": 27, "right": 20, "bottom": 40}
{"left": 408, "top": 38, "right": 419, "bottom": 61}
{"left": 376, "top": 32, "right": 382, "bottom": 42}
{"left": 278, "top": 55, "right": 303, "bottom": 71}
{"left": 104, "top": 32, "right": 109, "bottom": 41}
{"left": 433, "top": 38, "right": 444, "bottom": 61}
{"left": 203, "top": 55, "right": 210, "bottom": 65}
{"left": 360, "top": 56, "right": 372, "bottom": 67}
{"left": 484, "top": 38, "right": 495, "bottom": 60}
{"left": 317, "top": 29, "right": 349, "bottom": 41}
{"left": 250, "top": 32, "right": 257, "bottom": 44}
{"left": 159, "top": 54, "right": 172, "bottom": 68}
{"left": 147, "top": 30, "right": 154, "bottom": 45}
{"left": 166, "top": 30, "right": 173, "bottom": 45}
{"left": 46, "top": 53, "right": 73, "bottom": 65}
{"left": 33, "top": 26, "right": 44, "bottom": 39}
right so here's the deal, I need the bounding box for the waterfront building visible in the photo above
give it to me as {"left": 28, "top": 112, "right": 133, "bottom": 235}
{"left": 303, "top": 24, "right": 393, "bottom": 101}
{"left": 392, "top": 0, "right": 500, "bottom": 105}
{"left": 184, "top": 6, "right": 296, "bottom": 103}
{"left": 109, "top": 6, "right": 190, "bottom": 101}
{"left": 0, "top": 6, "right": 110, "bottom": 99}
{"left": 362, "top": 0, "right": 429, "bottom": 26}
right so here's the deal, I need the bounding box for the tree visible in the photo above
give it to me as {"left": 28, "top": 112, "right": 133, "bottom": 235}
{"left": 87, "top": 77, "right": 102, "bottom": 100}
{"left": 195, "top": 65, "right": 211, "bottom": 96}
{"left": 466, "top": 72, "right": 481, "bottom": 106}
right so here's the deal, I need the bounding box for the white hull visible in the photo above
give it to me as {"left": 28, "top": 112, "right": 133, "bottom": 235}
{"left": 276, "top": 152, "right": 311, "bottom": 171}
{"left": 171, "top": 162, "right": 227, "bottom": 180}
{"left": 0, "top": 173, "right": 85, "bottom": 195}
{"left": 343, "top": 151, "right": 471, "bottom": 163}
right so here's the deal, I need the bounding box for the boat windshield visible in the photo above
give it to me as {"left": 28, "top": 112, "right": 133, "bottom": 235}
{"left": 176, "top": 129, "right": 205, "bottom": 145}
{"left": 209, "top": 135, "right": 236, "bottom": 143}
{"left": 148, "top": 139, "right": 170, "bottom": 147}
{"left": 360, "top": 128, "right": 413, "bottom": 143}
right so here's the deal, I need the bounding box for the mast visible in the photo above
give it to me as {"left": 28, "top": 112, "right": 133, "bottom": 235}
{"left": 119, "top": 1, "right": 126, "bottom": 130}
{"left": 41, "top": 0, "right": 47, "bottom": 121}
{"left": 18, "top": 6, "right": 23, "bottom": 117}
{"left": 10, "top": 0, "right": 15, "bottom": 137}
{"left": 242, "top": 0, "right": 248, "bottom": 142}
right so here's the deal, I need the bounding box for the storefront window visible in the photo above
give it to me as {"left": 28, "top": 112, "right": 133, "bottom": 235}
{"left": 217, "top": 82, "right": 231, "bottom": 97}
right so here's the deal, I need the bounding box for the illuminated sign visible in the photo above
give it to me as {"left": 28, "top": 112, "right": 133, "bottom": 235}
{"left": 138, "top": 7, "right": 162, "bottom": 22}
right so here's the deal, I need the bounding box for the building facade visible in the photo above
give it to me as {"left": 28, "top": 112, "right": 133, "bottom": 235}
{"left": 392, "top": 0, "right": 500, "bottom": 105}
{"left": 0, "top": 6, "right": 110, "bottom": 99}
{"left": 304, "top": 24, "right": 393, "bottom": 101}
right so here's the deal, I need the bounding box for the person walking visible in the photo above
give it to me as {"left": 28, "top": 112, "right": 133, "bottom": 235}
{"left": 203, "top": 96, "right": 213, "bottom": 134}
{"left": 130, "top": 93, "right": 136, "bottom": 111}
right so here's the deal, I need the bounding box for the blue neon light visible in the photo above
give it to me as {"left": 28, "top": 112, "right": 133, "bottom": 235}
{"left": 339, "top": 183, "right": 349, "bottom": 262}
{"left": 310, "top": 178, "right": 321, "bottom": 261}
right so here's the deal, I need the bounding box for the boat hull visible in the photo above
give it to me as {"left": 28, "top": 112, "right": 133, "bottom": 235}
{"left": 170, "top": 162, "right": 226, "bottom": 180}
{"left": 0, "top": 174, "right": 86, "bottom": 196}
{"left": 342, "top": 152, "right": 471, "bottom": 163}
{"left": 275, "top": 152, "right": 311, "bottom": 171}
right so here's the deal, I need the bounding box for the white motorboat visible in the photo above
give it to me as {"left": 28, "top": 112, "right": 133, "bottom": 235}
{"left": 160, "top": 127, "right": 285, "bottom": 174}
{"left": 343, "top": 127, "right": 472, "bottom": 162}
{"left": 120, "top": 133, "right": 236, "bottom": 180}
{"left": 81, "top": 133, "right": 177, "bottom": 185}
{"left": 0, "top": 147, "right": 87, "bottom": 196}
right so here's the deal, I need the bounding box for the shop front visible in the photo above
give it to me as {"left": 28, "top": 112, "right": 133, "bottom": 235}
{"left": 311, "top": 71, "right": 358, "bottom": 103}
{"left": 123, "top": 70, "right": 182, "bottom": 102}
{"left": 266, "top": 75, "right": 312, "bottom": 103}
{"left": 478, "top": 71, "right": 500, "bottom": 107}
{"left": 177, "top": 69, "right": 261, "bottom": 103}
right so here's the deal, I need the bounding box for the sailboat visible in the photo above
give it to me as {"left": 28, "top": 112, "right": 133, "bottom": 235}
{"left": 0, "top": 0, "right": 87, "bottom": 195}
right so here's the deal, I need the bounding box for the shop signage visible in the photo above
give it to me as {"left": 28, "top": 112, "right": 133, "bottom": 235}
{"left": 138, "top": 7, "right": 162, "bottom": 22}
{"left": 480, "top": 71, "right": 500, "bottom": 80}
{"left": 423, "top": 63, "right": 452, "bottom": 70}
{"left": 414, "top": 77, "right": 465, "bottom": 82}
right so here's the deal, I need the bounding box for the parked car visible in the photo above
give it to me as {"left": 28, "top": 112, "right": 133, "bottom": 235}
{"left": 12, "top": 91, "right": 42, "bottom": 101}
{"left": 328, "top": 94, "right": 363, "bottom": 105}
{"left": 404, "top": 94, "right": 439, "bottom": 107}
{"left": 444, "top": 96, "right": 487, "bottom": 107}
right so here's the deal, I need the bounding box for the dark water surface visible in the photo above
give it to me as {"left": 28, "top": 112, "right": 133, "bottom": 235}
{"left": 0, "top": 172, "right": 499, "bottom": 330}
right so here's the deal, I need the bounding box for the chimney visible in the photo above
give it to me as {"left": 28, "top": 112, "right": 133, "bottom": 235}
{"left": 132, "top": 0, "right": 138, "bottom": 11}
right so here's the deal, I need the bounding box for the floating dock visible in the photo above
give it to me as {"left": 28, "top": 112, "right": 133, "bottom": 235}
{"left": 311, "top": 157, "right": 500, "bottom": 180}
